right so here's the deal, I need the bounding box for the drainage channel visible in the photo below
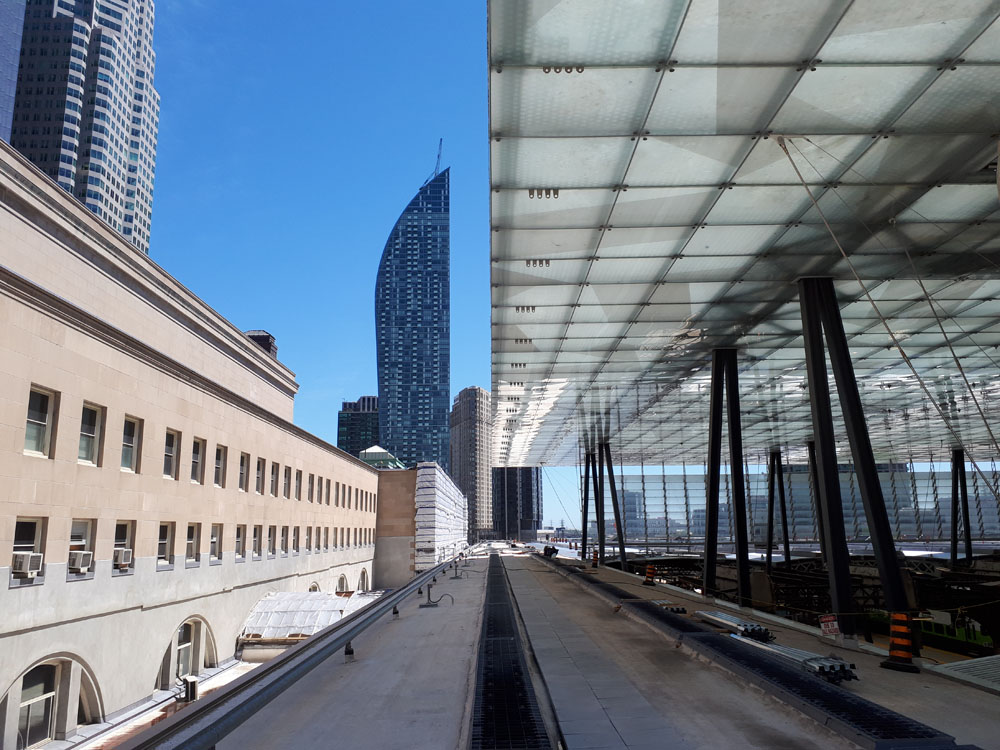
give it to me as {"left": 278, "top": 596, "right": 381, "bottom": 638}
{"left": 469, "top": 553, "right": 553, "bottom": 750}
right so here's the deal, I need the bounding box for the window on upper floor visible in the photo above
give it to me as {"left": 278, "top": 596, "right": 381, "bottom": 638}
{"left": 295, "top": 470, "right": 302, "bottom": 500}
{"left": 210, "top": 524, "right": 222, "bottom": 562}
{"left": 157, "top": 522, "right": 174, "bottom": 567}
{"left": 270, "top": 462, "right": 279, "bottom": 496}
{"left": 256, "top": 457, "right": 265, "bottom": 494}
{"left": 235, "top": 524, "right": 246, "bottom": 561}
{"left": 24, "top": 387, "right": 57, "bottom": 458}
{"left": 163, "top": 430, "right": 179, "bottom": 479}
{"left": 121, "top": 416, "right": 141, "bottom": 472}
{"left": 186, "top": 523, "right": 200, "bottom": 563}
{"left": 239, "top": 453, "right": 249, "bottom": 492}
{"left": 190, "top": 438, "right": 206, "bottom": 484}
{"left": 78, "top": 403, "right": 103, "bottom": 465}
{"left": 214, "top": 445, "right": 227, "bottom": 488}
{"left": 283, "top": 466, "right": 291, "bottom": 499}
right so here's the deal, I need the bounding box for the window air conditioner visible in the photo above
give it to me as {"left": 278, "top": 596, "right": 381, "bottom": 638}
{"left": 68, "top": 550, "right": 93, "bottom": 573}
{"left": 113, "top": 547, "right": 133, "bottom": 568}
{"left": 12, "top": 552, "right": 44, "bottom": 578}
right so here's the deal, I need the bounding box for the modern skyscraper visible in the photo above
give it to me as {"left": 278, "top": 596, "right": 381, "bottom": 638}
{"left": 0, "top": 0, "right": 26, "bottom": 141}
{"left": 492, "top": 467, "right": 543, "bottom": 542}
{"left": 11, "top": 0, "right": 160, "bottom": 253}
{"left": 375, "top": 168, "right": 450, "bottom": 470}
{"left": 338, "top": 396, "right": 380, "bottom": 458}
{"left": 449, "top": 386, "right": 493, "bottom": 541}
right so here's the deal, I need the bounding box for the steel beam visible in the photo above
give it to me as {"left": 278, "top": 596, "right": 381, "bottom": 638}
{"left": 595, "top": 443, "right": 606, "bottom": 564}
{"left": 703, "top": 350, "right": 725, "bottom": 597}
{"left": 960, "top": 452, "right": 973, "bottom": 565}
{"left": 951, "top": 448, "right": 972, "bottom": 567}
{"left": 815, "top": 278, "right": 907, "bottom": 614}
{"left": 766, "top": 451, "right": 776, "bottom": 573}
{"left": 799, "top": 278, "right": 856, "bottom": 635}
{"left": 603, "top": 442, "right": 629, "bottom": 570}
{"left": 723, "top": 349, "right": 752, "bottom": 607}
{"left": 806, "top": 440, "right": 828, "bottom": 565}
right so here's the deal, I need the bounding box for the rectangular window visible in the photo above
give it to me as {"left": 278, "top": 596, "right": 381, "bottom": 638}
{"left": 69, "top": 519, "right": 93, "bottom": 552}
{"left": 186, "top": 523, "right": 200, "bottom": 562}
{"left": 163, "top": 430, "right": 179, "bottom": 479}
{"left": 270, "top": 462, "right": 279, "bottom": 496}
{"left": 322, "top": 527, "right": 328, "bottom": 551}
{"left": 210, "top": 524, "right": 222, "bottom": 561}
{"left": 239, "top": 453, "right": 249, "bottom": 491}
{"left": 114, "top": 520, "right": 134, "bottom": 570}
{"left": 157, "top": 522, "right": 174, "bottom": 566}
{"left": 283, "top": 466, "right": 291, "bottom": 499}
{"left": 292, "top": 526, "right": 300, "bottom": 554}
{"left": 121, "top": 416, "right": 141, "bottom": 472}
{"left": 78, "top": 403, "right": 103, "bottom": 464}
{"left": 190, "top": 438, "right": 205, "bottom": 484}
{"left": 267, "top": 525, "right": 276, "bottom": 557}
{"left": 24, "top": 388, "right": 56, "bottom": 457}
{"left": 308, "top": 474, "right": 314, "bottom": 502}
{"left": 335, "top": 482, "right": 340, "bottom": 507}
{"left": 305, "top": 526, "right": 311, "bottom": 551}
{"left": 295, "top": 470, "right": 302, "bottom": 500}
{"left": 252, "top": 525, "right": 262, "bottom": 558}
{"left": 256, "top": 457, "right": 265, "bottom": 494}
{"left": 14, "top": 518, "right": 44, "bottom": 560}
{"left": 316, "top": 476, "right": 323, "bottom": 504}
{"left": 235, "top": 524, "right": 246, "bottom": 560}
{"left": 214, "top": 445, "right": 227, "bottom": 487}
{"left": 280, "top": 526, "right": 288, "bottom": 555}
{"left": 326, "top": 479, "right": 331, "bottom": 505}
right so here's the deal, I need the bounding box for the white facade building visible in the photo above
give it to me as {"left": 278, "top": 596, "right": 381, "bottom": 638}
{"left": 414, "top": 463, "right": 468, "bottom": 571}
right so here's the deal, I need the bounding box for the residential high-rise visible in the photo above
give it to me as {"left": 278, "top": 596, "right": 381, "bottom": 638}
{"left": 492, "top": 467, "right": 543, "bottom": 542}
{"left": 0, "top": 0, "right": 26, "bottom": 140}
{"left": 375, "top": 168, "right": 450, "bottom": 470}
{"left": 11, "top": 0, "right": 160, "bottom": 253}
{"left": 449, "top": 386, "right": 493, "bottom": 541}
{"left": 338, "top": 396, "right": 380, "bottom": 458}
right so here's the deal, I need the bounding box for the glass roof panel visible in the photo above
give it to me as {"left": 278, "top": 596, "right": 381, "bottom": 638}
{"left": 797, "top": 185, "right": 924, "bottom": 223}
{"left": 670, "top": 0, "right": 847, "bottom": 64}
{"left": 736, "top": 135, "right": 870, "bottom": 184}
{"left": 492, "top": 137, "right": 634, "bottom": 188}
{"left": 707, "top": 185, "right": 814, "bottom": 223}
{"left": 495, "top": 228, "right": 601, "bottom": 260}
{"left": 625, "top": 135, "right": 749, "bottom": 186}
{"left": 846, "top": 134, "right": 995, "bottom": 184}
{"left": 961, "top": 16, "right": 1000, "bottom": 61}
{"left": 492, "top": 260, "right": 591, "bottom": 287}
{"left": 646, "top": 67, "right": 801, "bottom": 135}
{"left": 586, "top": 258, "right": 664, "bottom": 284}
{"left": 682, "top": 224, "right": 785, "bottom": 256}
{"left": 597, "top": 226, "right": 694, "bottom": 258}
{"left": 770, "top": 66, "right": 939, "bottom": 132}
{"left": 816, "top": 0, "right": 998, "bottom": 63}
{"left": 896, "top": 184, "right": 1000, "bottom": 222}
{"left": 494, "top": 284, "right": 582, "bottom": 307}
{"left": 491, "top": 67, "right": 660, "bottom": 137}
{"left": 894, "top": 65, "right": 1000, "bottom": 133}
{"left": 493, "top": 188, "right": 614, "bottom": 229}
{"left": 490, "top": 0, "right": 686, "bottom": 66}
{"left": 608, "top": 186, "right": 718, "bottom": 227}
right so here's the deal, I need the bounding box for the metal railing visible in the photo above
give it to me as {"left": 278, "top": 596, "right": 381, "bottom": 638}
{"left": 116, "top": 558, "right": 455, "bottom": 750}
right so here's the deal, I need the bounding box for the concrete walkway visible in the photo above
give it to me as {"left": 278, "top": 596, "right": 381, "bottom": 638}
{"left": 504, "top": 554, "right": 859, "bottom": 750}
{"left": 218, "top": 559, "right": 487, "bottom": 750}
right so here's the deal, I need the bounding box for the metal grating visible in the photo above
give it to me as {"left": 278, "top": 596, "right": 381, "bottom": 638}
{"left": 470, "top": 554, "right": 552, "bottom": 750}
{"left": 930, "top": 655, "right": 1000, "bottom": 695}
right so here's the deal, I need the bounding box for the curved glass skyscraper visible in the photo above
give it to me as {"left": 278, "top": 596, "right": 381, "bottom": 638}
{"left": 375, "top": 169, "right": 450, "bottom": 470}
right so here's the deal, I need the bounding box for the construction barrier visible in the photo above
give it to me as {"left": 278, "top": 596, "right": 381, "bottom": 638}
{"left": 642, "top": 563, "right": 656, "bottom": 586}
{"left": 592, "top": 548, "right": 598, "bottom": 568}
{"left": 880, "top": 612, "right": 920, "bottom": 673}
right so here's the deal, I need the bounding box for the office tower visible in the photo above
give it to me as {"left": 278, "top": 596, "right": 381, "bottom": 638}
{"left": 338, "top": 396, "right": 380, "bottom": 458}
{"left": 11, "top": 0, "right": 160, "bottom": 253}
{"left": 449, "top": 386, "right": 493, "bottom": 541}
{"left": 0, "top": 0, "right": 26, "bottom": 141}
{"left": 492, "top": 467, "right": 542, "bottom": 542}
{"left": 375, "top": 168, "right": 450, "bottom": 470}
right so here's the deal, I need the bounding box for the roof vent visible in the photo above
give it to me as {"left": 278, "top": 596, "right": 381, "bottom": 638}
{"left": 246, "top": 330, "right": 278, "bottom": 358}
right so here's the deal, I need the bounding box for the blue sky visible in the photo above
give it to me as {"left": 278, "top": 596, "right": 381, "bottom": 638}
{"left": 150, "top": 0, "right": 490, "bottom": 440}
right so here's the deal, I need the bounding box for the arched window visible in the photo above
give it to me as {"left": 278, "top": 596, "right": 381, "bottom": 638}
{"left": 155, "top": 617, "right": 218, "bottom": 690}
{"left": 308, "top": 582, "right": 320, "bottom": 592}
{"left": 17, "top": 664, "right": 57, "bottom": 748}
{"left": 358, "top": 569, "right": 369, "bottom": 592}
{"left": 4, "top": 657, "right": 103, "bottom": 748}
{"left": 336, "top": 575, "right": 348, "bottom": 593}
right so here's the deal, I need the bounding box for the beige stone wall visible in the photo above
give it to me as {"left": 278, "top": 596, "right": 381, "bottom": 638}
{"left": 0, "top": 140, "right": 382, "bottom": 730}
{"left": 373, "top": 469, "right": 417, "bottom": 588}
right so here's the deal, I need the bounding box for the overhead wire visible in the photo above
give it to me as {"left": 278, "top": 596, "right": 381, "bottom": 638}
{"left": 777, "top": 136, "right": 1000, "bottom": 503}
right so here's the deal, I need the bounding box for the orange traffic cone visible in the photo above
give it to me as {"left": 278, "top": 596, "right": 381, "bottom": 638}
{"left": 642, "top": 563, "right": 656, "bottom": 586}
{"left": 880, "top": 612, "right": 920, "bottom": 673}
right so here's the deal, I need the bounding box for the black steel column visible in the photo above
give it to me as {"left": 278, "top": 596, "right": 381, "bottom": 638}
{"left": 723, "top": 349, "right": 752, "bottom": 607}
{"left": 775, "top": 450, "right": 792, "bottom": 570}
{"left": 951, "top": 448, "right": 972, "bottom": 567}
{"left": 950, "top": 449, "right": 959, "bottom": 567}
{"left": 581, "top": 452, "right": 591, "bottom": 560}
{"left": 800, "top": 278, "right": 855, "bottom": 635}
{"left": 807, "top": 439, "right": 828, "bottom": 564}
{"left": 595, "top": 443, "right": 606, "bottom": 564}
{"left": 766, "top": 451, "right": 776, "bottom": 573}
{"left": 960, "top": 452, "right": 973, "bottom": 565}
{"left": 703, "top": 350, "right": 725, "bottom": 596}
{"left": 603, "top": 442, "right": 629, "bottom": 570}
{"left": 816, "top": 278, "right": 907, "bottom": 614}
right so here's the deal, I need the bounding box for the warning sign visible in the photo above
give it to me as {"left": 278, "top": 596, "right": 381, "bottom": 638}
{"left": 819, "top": 614, "right": 840, "bottom": 636}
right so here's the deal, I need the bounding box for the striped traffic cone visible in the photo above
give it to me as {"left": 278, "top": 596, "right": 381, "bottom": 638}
{"left": 880, "top": 612, "right": 920, "bottom": 673}
{"left": 592, "top": 548, "right": 599, "bottom": 568}
{"left": 642, "top": 563, "right": 656, "bottom": 586}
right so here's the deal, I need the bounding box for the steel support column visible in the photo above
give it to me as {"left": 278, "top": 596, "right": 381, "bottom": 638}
{"left": 800, "top": 279, "right": 856, "bottom": 635}
{"left": 807, "top": 439, "right": 828, "bottom": 565}
{"left": 581, "top": 452, "right": 591, "bottom": 560}
{"left": 723, "top": 350, "right": 752, "bottom": 607}
{"left": 766, "top": 451, "right": 776, "bottom": 573}
{"left": 815, "top": 278, "right": 907, "bottom": 614}
{"left": 950, "top": 448, "right": 972, "bottom": 567}
{"left": 603, "top": 441, "right": 628, "bottom": 570}
{"left": 702, "top": 350, "right": 725, "bottom": 597}
{"left": 775, "top": 450, "right": 792, "bottom": 570}
{"left": 595, "top": 444, "right": 606, "bottom": 564}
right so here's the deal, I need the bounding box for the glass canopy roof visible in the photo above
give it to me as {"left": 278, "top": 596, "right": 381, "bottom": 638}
{"left": 489, "top": 0, "right": 1000, "bottom": 469}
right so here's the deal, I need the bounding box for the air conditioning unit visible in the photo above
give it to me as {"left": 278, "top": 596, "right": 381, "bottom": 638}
{"left": 68, "top": 550, "right": 93, "bottom": 574}
{"left": 11, "top": 552, "right": 44, "bottom": 579}
{"left": 113, "top": 547, "right": 133, "bottom": 568}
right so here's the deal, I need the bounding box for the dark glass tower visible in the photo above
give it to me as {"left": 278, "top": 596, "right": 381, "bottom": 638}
{"left": 375, "top": 168, "right": 450, "bottom": 470}
{"left": 492, "top": 467, "right": 543, "bottom": 541}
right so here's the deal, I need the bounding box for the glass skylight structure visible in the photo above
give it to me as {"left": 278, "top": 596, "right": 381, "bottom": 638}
{"left": 376, "top": 169, "right": 451, "bottom": 470}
